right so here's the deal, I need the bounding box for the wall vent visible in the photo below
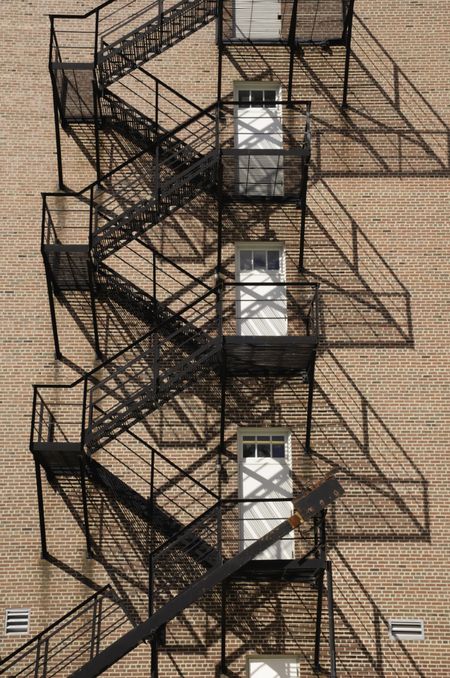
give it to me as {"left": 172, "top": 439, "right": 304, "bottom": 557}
{"left": 389, "top": 619, "right": 424, "bottom": 641}
{"left": 5, "top": 609, "right": 30, "bottom": 635}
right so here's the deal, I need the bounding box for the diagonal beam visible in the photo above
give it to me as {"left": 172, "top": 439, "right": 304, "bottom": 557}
{"left": 71, "top": 476, "right": 344, "bottom": 677}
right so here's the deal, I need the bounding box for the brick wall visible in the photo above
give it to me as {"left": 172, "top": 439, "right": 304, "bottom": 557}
{"left": 1, "top": 0, "right": 449, "bottom": 676}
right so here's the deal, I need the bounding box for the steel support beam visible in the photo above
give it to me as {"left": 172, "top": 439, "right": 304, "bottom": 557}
{"left": 314, "top": 569, "right": 324, "bottom": 671}
{"left": 304, "top": 352, "right": 316, "bottom": 453}
{"left": 326, "top": 560, "right": 337, "bottom": 678}
{"left": 34, "top": 457, "right": 49, "bottom": 559}
{"left": 80, "top": 456, "right": 93, "bottom": 558}
{"left": 342, "top": 0, "right": 355, "bottom": 109}
{"left": 299, "top": 157, "right": 309, "bottom": 271}
{"left": 43, "top": 258, "right": 62, "bottom": 361}
{"left": 87, "top": 261, "right": 102, "bottom": 359}
{"left": 220, "top": 580, "right": 227, "bottom": 674}
{"left": 287, "top": 0, "right": 299, "bottom": 104}
{"left": 71, "top": 477, "right": 344, "bottom": 678}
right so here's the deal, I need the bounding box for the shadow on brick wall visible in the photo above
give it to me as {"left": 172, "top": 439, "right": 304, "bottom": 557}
{"left": 304, "top": 177, "right": 414, "bottom": 348}
{"left": 308, "top": 15, "right": 450, "bottom": 179}
{"left": 308, "top": 350, "right": 429, "bottom": 544}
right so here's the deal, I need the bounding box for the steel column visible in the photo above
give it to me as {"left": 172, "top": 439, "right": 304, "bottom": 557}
{"left": 342, "top": 0, "right": 355, "bottom": 109}
{"left": 34, "top": 457, "right": 49, "bottom": 559}
{"left": 299, "top": 157, "right": 309, "bottom": 271}
{"left": 326, "top": 560, "right": 337, "bottom": 678}
{"left": 287, "top": 0, "right": 299, "bottom": 104}
{"left": 220, "top": 580, "right": 227, "bottom": 674}
{"left": 87, "top": 261, "right": 102, "bottom": 359}
{"left": 304, "top": 352, "right": 316, "bottom": 453}
{"left": 314, "top": 569, "right": 324, "bottom": 672}
{"left": 80, "top": 456, "right": 93, "bottom": 558}
{"left": 43, "top": 258, "right": 62, "bottom": 361}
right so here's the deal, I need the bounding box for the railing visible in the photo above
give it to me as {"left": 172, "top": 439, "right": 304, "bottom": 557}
{"left": 221, "top": 0, "right": 351, "bottom": 44}
{"left": 150, "top": 498, "right": 326, "bottom": 614}
{"left": 0, "top": 586, "right": 128, "bottom": 677}
{"left": 220, "top": 100, "right": 311, "bottom": 201}
{"left": 42, "top": 99, "right": 218, "bottom": 263}
{"left": 98, "top": 240, "right": 214, "bottom": 320}
{"left": 99, "top": 0, "right": 218, "bottom": 84}
{"left": 221, "top": 281, "right": 320, "bottom": 339}
{"left": 31, "top": 285, "right": 222, "bottom": 454}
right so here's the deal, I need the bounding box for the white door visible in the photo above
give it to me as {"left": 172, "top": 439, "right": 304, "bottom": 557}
{"left": 235, "top": 85, "right": 283, "bottom": 197}
{"left": 248, "top": 657, "right": 300, "bottom": 678}
{"left": 234, "top": 0, "right": 281, "bottom": 39}
{"left": 239, "top": 430, "right": 294, "bottom": 560}
{"left": 236, "top": 244, "right": 287, "bottom": 336}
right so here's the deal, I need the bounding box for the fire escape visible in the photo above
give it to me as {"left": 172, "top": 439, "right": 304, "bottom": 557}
{"left": 0, "top": 1, "right": 355, "bottom": 676}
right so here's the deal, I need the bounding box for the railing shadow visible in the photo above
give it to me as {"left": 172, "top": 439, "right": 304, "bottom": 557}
{"left": 305, "top": 350, "right": 429, "bottom": 543}
{"left": 304, "top": 176, "right": 414, "bottom": 348}
{"left": 305, "top": 14, "right": 450, "bottom": 178}
{"left": 331, "top": 547, "right": 427, "bottom": 677}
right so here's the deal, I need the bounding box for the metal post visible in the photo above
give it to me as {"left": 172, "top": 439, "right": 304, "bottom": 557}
{"left": 299, "top": 156, "right": 309, "bottom": 271}
{"left": 34, "top": 457, "right": 49, "bottom": 559}
{"left": 49, "top": 17, "right": 64, "bottom": 189}
{"left": 219, "top": 349, "right": 226, "bottom": 477}
{"left": 314, "top": 569, "right": 325, "bottom": 672}
{"left": 217, "top": 155, "right": 224, "bottom": 275}
{"left": 287, "top": 0, "right": 299, "bottom": 104}
{"left": 43, "top": 258, "right": 62, "bottom": 360}
{"left": 326, "top": 561, "right": 337, "bottom": 678}
{"left": 87, "top": 261, "right": 102, "bottom": 359}
{"left": 80, "top": 456, "right": 93, "bottom": 558}
{"left": 93, "top": 10, "right": 100, "bottom": 67}
{"left": 151, "top": 636, "right": 159, "bottom": 678}
{"left": 342, "top": 0, "right": 355, "bottom": 110}
{"left": 51, "top": 79, "right": 65, "bottom": 190}
{"left": 92, "top": 79, "right": 102, "bottom": 182}
{"left": 304, "top": 352, "right": 316, "bottom": 454}
{"left": 220, "top": 580, "right": 227, "bottom": 674}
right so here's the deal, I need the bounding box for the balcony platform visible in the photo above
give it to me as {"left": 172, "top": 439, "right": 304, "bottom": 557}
{"left": 232, "top": 557, "right": 325, "bottom": 583}
{"left": 223, "top": 335, "right": 317, "bottom": 376}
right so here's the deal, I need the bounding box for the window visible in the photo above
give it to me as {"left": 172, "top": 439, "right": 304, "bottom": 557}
{"left": 5, "top": 609, "right": 30, "bottom": 635}
{"left": 388, "top": 619, "right": 424, "bottom": 641}
{"left": 239, "top": 248, "right": 280, "bottom": 272}
{"left": 242, "top": 433, "right": 287, "bottom": 459}
{"left": 238, "top": 88, "right": 278, "bottom": 108}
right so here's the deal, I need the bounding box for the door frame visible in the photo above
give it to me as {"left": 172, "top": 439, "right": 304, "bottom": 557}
{"left": 237, "top": 427, "right": 292, "bottom": 558}
{"left": 235, "top": 242, "right": 287, "bottom": 337}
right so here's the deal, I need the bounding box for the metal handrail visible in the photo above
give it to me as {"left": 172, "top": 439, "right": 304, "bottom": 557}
{"left": 0, "top": 585, "right": 112, "bottom": 667}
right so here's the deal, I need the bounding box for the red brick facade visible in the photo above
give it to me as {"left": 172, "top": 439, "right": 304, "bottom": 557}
{"left": 1, "top": 1, "right": 450, "bottom": 676}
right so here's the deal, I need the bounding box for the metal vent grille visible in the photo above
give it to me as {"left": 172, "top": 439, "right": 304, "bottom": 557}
{"left": 5, "top": 609, "right": 30, "bottom": 635}
{"left": 389, "top": 619, "right": 424, "bottom": 641}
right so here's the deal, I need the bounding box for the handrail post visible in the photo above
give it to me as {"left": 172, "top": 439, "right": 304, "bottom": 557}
{"left": 92, "top": 79, "right": 102, "bottom": 183}
{"left": 94, "top": 9, "right": 100, "bottom": 67}
{"left": 34, "top": 456, "right": 49, "bottom": 559}
{"left": 304, "top": 352, "right": 316, "bottom": 454}
{"left": 342, "top": 0, "right": 355, "bottom": 109}
{"left": 155, "top": 80, "right": 159, "bottom": 135}
{"left": 327, "top": 561, "right": 338, "bottom": 677}
{"left": 287, "top": 0, "right": 299, "bottom": 105}
{"left": 80, "top": 455, "right": 94, "bottom": 558}
{"left": 299, "top": 153, "right": 309, "bottom": 271}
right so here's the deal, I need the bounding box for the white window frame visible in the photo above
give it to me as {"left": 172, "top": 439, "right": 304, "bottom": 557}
{"left": 238, "top": 427, "right": 292, "bottom": 468}
{"left": 246, "top": 654, "right": 301, "bottom": 678}
{"left": 235, "top": 242, "right": 286, "bottom": 280}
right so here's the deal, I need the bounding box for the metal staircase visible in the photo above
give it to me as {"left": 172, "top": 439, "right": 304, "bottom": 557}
{"left": 99, "top": 0, "right": 218, "bottom": 85}
{"left": 18, "top": 1, "right": 344, "bottom": 676}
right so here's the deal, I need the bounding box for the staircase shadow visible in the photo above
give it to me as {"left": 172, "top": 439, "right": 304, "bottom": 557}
{"left": 305, "top": 350, "right": 429, "bottom": 544}
{"left": 304, "top": 177, "right": 414, "bottom": 348}
{"left": 306, "top": 14, "right": 450, "bottom": 179}
{"left": 331, "top": 546, "right": 427, "bottom": 677}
